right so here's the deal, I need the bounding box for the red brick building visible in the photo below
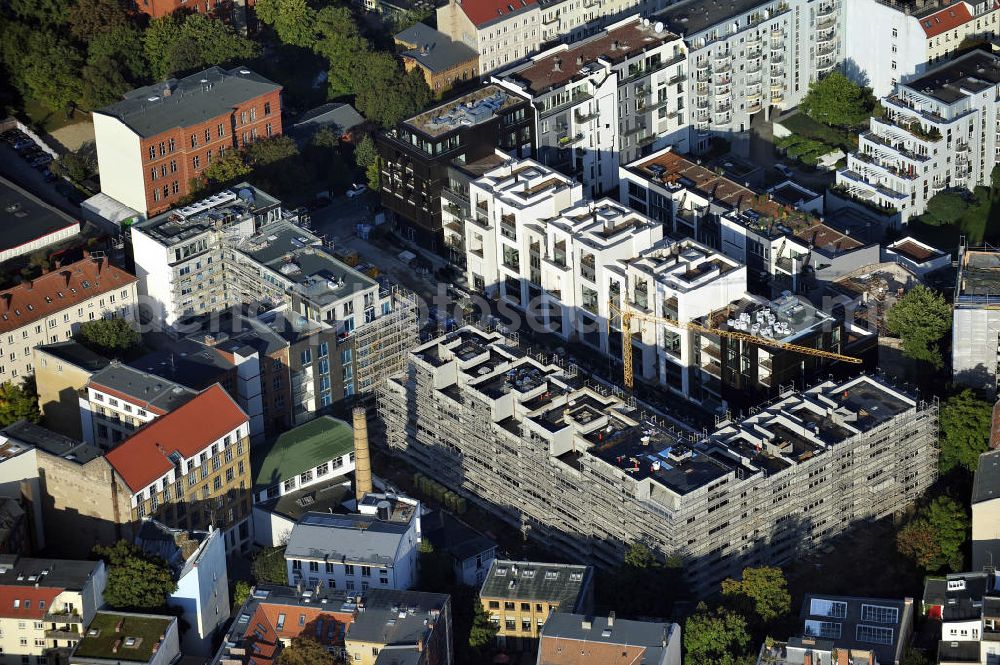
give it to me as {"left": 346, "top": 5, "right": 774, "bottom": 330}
{"left": 133, "top": 0, "right": 255, "bottom": 33}
{"left": 93, "top": 66, "right": 282, "bottom": 218}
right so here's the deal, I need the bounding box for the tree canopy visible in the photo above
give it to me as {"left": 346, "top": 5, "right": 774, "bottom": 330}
{"left": 144, "top": 12, "right": 259, "bottom": 81}
{"left": 921, "top": 192, "right": 970, "bottom": 227}
{"left": 600, "top": 542, "right": 688, "bottom": 618}
{"left": 721, "top": 566, "right": 791, "bottom": 625}
{"left": 0, "top": 381, "right": 40, "bottom": 427}
{"left": 939, "top": 390, "right": 992, "bottom": 475}
{"left": 255, "top": 0, "right": 317, "bottom": 48}
{"left": 75, "top": 318, "right": 140, "bottom": 356}
{"left": 684, "top": 604, "right": 753, "bottom": 665}
{"left": 800, "top": 71, "right": 878, "bottom": 129}
{"left": 885, "top": 285, "right": 952, "bottom": 369}
{"left": 277, "top": 637, "right": 335, "bottom": 665}
{"left": 468, "top": 597, "right": 498, "bottom": 653}
{"left": 355, "top": 134, "right": 380, "bottom": 190}
{"left": 93, "top": 541, "right": 177, "bottom": 610}
{"left": 896, "top": 496, "right": 969, "bottom": 572}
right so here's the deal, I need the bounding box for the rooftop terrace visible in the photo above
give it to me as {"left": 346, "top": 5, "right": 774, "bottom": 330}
{"left": 133, "top": 183, "right": 277, "bottom": 247}
{"left": 500, "top": 19, "right": 680, "bottom": 95}
{"left": 904, "top": 50, "right": 1000, "bottom": 105}
{"left": 957, "top": 247, "right": 1000, "bottom": 300}
{"left": 403, "top": 85, "right": 524, "bottom": 137}
{"left": 701, "top": 293, "right": 834, "bottom": 343}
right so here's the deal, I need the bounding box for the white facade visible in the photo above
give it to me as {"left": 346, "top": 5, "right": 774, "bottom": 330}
{"left": 837, "top": 50, "right": 1000, "bottom": 224}
{"left": 285, "top": 495, "right": 421, "bottom": 592}
{"left": 93, "top": 114, "right": 147, "bottom": 217}
{"left": 658, "top": 0, "right": 841, "bottom": 152}
{"left": 171, "top": 528, "right": 230, "bottom": 656}
{"left": 845, "top": 0, "right": 1000, "bottom": 97}
{"left": 493, "top": 17, "right": 689, "bottom": 198}
{"left": 621, "top": 239, "right": 747, "bottom": 398}
{"left": 436, "top": 0, "right": 542, "bottom": 73}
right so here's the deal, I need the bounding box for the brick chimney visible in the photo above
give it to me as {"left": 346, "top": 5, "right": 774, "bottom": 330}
{"left": 353, "top": 407, "right": 373, "bottom": 501}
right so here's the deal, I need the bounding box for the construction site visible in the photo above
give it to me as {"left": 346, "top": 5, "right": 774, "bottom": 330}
{"left": 377, "top": 325, "right": 939, "bottom": 594}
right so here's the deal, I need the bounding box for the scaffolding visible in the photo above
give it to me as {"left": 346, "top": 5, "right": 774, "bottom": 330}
{"left": 377, "top": 328, "right": 940, "bottom": 595}
{"left": 355, "top": 287, "right": 419, "bottom": 407}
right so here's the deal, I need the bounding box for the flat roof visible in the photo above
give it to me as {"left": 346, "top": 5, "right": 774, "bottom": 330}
{"left": 402, "top": 85, "right": 524, "bottom": 137}
{"left": 88, "top": 362, "right": 197, "bottom": 415}
{"left": 397, "top": 24, "right": 479, "bottom": 74}
{"left": 0, "top": 176, "right": 79, "bottom": 253}
{"left": 540, "top": 613, "right": 674, "bottom": 663}
{"left": 703, "top": 293, "right": 835, "bottom": 344}
{"left": 255, "top": 478, "right": 353, "bottom": 522}
{"left": 0, "top": 421, "right": 102, "bottom": 464}
{"left": 904, "top": 49, "right": 1000, "bottom": 104}
{"left": 887, "top": 237, "right": 947, "bottom": 264}
{"left": 72, "top": 612, "right": 175, "bottom": 663}
{"left": 973, "top": 450, "right": 1000, "bottom": 504}
{"left": 133, "top": 183, "right": 278, "bottom": 247}
{"left": 480, "top": 559, "right": 591, "bottom": 607}
{"left": 35, "top": 340, "right": 110, "bottom": 373}
{"left": 253, "top": 415, "right": 355, "bottom": 490}
{"left": 501, "top": 20, "right": 679, "bottom": 95}
{"left": 285, "top": 511, "right": 413, "bottom": 566}
{"left": 346, "top": 588, "right": 449, "bottom": 647}
{"left": 96, "top": 66, "right": 280, "bottom": 138}
{"left": 655, "top": 0, "right": 781, "bottom": 36}
{"left": 0, "top": 555, "right": 102, "bottom": 590}
{"left": 958, "top": 247, "right": 1000, "bottom": 298}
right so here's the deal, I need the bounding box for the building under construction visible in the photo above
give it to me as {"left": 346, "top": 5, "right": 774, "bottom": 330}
{"left": 378, "top": 326, "right": 938, "bottom": 594}
{"left": 953, "top": 243, "right": 1000, "bottom": 394}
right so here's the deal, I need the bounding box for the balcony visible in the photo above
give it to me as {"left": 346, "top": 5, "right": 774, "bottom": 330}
{"left": 696, "top": 97, "right": 710, "bottom": 109}
{"left": 816, "top": 57, "right": 837, "bottom": 74}
{"left": 714, "top": 50, "right": 732, "bottom": 64}
{"left": 557, "top": 132, "right": 585, "bottom": 146}
{"left": 696, "top": 59, "right": 710, "bottom": 72}
{"left": 580, "top": 263, "right": 596, "bottom": 282}
{"left": 574, "top": 108, "right": 599, "bottom": 123}
{"left": 817, "top": 3, "right": 837, "bottom": 17}
{"left": 955, "top": 141, "right": 970, "bottom": 153}
{"left": 816, "top": 14, "right": 837, "bottom": 29}
{"left": 816, "top": 41, "right": 838, "bottom": 57}
{"left": 715, "top": 61, "right": 732, "bottom": 74}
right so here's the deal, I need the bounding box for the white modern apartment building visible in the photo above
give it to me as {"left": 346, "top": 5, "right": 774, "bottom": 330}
{"left": 0, "top": 256, "right": 137, "bottom": 384}
{"left": 837, "top": 50, "right": 1000, "bottom": 224}
{"left": 656, "top": 0, "right": 841, "bottom": 152}
{"left": 129, "top": 184, "right": 283, "bottom": 327}
{"left": 460, "top": 157, "right": 583, "bottom": 296}
{"left": 621, "top": 148, "right": 881, "bottom": 291}
{"left": 621, "top": 239, "right": 747, "bottom": 397}
{"left": 284, "top": 494, "right": 420, "bottom": 592}
{"left": 493, "top": 17, "right": 689, "bottom": 197}
{"left": 845, "top": 0, "right": 1000, "bottom": 97}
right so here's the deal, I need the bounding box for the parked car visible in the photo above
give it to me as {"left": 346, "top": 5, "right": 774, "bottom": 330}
{"left": 2, "top": 130, "right": 27, "bottom": 145}
{"left": 346, "top": 183, "right": 368, "bottom": 198}
{"left": 41, "top": 168, "right": 56, "bottom": 182}
{"left": 30, "top": 154, "right": 53, "bottom": 168}
{"left": 13, "top": 138, "right": 36, "bottom": 152}
{"left": 775, "top": 163, "right": 794, "bottom": 178}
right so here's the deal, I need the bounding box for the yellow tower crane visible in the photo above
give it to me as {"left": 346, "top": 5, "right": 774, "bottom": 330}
{"left": 607, "top": 301, "right": 863, "bottom": 389}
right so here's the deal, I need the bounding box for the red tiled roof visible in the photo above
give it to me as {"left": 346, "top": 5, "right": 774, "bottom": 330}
{"left": 920, "top": 2, "right": 973, "bottom": 38}
{"left": 459, "top": 0, "right": 537, "bottom": 27}
{"left": 0, "top": 586, "right": 63, "bottom": 619}
{"left": 0, "top": 257, "right": 137, "bottom": 334}
{"left": 105, "top": 384, "right": 247, "bottom": 493}
{"left": 241, "top": 603, "right": 353, "bottom": 665}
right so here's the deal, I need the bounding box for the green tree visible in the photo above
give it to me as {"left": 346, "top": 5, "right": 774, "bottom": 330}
{"left": 800, "top": 71, "right": 878, "bottom": 129}
{"left": 193, "top": 152, "right": 252, "bottom": 194}
{"left": 921, "top": 191, "right": 970, "bottom": 226}
{"left": 939, "top": 390, "right": 992, "bottom": 474}
{"left": 232, "top": 580, "right": 252, "bottom": 610}
{"left": 684, "top": 604, "right": 752, "bottom": 665}
{"left": 354, "top": 60, "right": 431, "bottom": 127}
{"left": 246, "top": 136, "right": 309, "bottom": 199}
{"left": 7, "top": 0, "right": 74, "bottom": 27}
{"left": 0, "top": 381, "right": 40, "bottom": 426}
{"left": 467, "top": 597, "right": 498, "bottom": 652}
{"left": 144, "top": 13, "right": 259, "bottom": 80}
{"left": 355, "top": 134, "right": 380, "bottom": 190}
{"left": 885, "top": 284, "right": 952, "bottom": 369}
{"left": 255, "top": 0, "right": 317, "bottom": 47}
{"left": 81, "top": 57, "right": 131, "bottom": 110}
{"left": 721, "top": 567, "right": 791, "bottom": 624}
{"left": 93, "top": 541, "right": 177, "bottom": 610}
{"left": 53, "top": 142, "right": 99, "bottom": 183}
{"left": 313, "top": 6, "right": 369, "bottom": 98}
{"left": 88, "top": 26, "right": 149, "bottom": 83}
{"left": 604, "top": 542, "right": 688, "bottom": 618}
{"left": 67, "top": 0, "right": 135, "bottom": 42}
{"left": 13, "top": 31, "right": 85, "bottom": 113}
{"left": 75, "top": 318, "right": 140, "bottom": 356}
{"left": 897, "top": 496, "right": 969, "bottom": 572}
{"left": 252, "top": 546, "right": 288, "bottom": 585}
{"left": 277, "top": 637, "right": 334, "bottom": 665}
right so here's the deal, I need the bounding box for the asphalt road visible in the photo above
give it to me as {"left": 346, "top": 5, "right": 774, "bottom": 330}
{"left": 0, "top": 143, "right": 85, "bottom": 220}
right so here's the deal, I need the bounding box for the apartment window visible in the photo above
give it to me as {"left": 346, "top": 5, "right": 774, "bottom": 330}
{"left": 266, "top": 123, "right": 273, "bottom": 137}
{"left": 264, "top": 102, "right": 271, "bottom": 116}
{"left": 171, "top": 181, "right": 179, "bottom": 194}
{"left": 856, "top": 625, "right": 893, "bottom": 645}
{"left": 317, "top": 462, "right": 329, "bottom": 476}
{"left": 891, "top": 27, "right": 898, "bottom": 37}
{"left": 300, "top": 470, "right": 313, "bottom": 484}
{"left": 193, "top": 155, "right": 200, "bottom": 169}
{"left": 301, "top": 349, "right": 312, "bottom": 365}
{"left": 276, "top": 614, "right": 285, "bottom": 630}
{"left": 292, "top": 560, "right": 302, "bottom": 570}
{"left": 309, "top": 561, "right": 319, "bottom": 572}
{"left": 218, "top": 123, "right": 225, "bottom": 138}
{"left": 148, "top": 146, "right": 156, "bottom": 160}
{"left": 345, "top": 564, "right": 355, "bottom": 575}
{"left": 169, "top": 159, "right": 177, "bottom": 173}
{"left": 250, "top": 107, "right": 256, "bottom": 121}
{"left": 204, "top": 128, "right": 211, "bottom": 143}
{"left": 168, "top": 138, "right": 175, "bottom": 152}
{"left": 191, "top": 134, "right": 198, "bottom": 148}
{"left": 240, "top": 111, "right": 247, "bottom": 124}
{"left": 284, "top": 478, "right": 296, "bottom": 492}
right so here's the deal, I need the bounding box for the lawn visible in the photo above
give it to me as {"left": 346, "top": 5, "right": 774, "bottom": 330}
{"left": 21, "top": 98, "right": 88, "bottom": 134}
{"left": 908, "top": 182, "right": 1000, "bottom": 252}
{"left": 779, "top": 111, "right": 858, "bottom": 153}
